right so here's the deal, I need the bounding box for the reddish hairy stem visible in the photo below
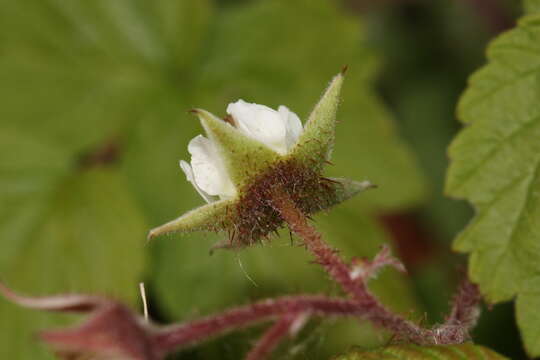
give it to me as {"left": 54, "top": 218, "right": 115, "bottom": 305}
{"left": 154, "top": 295, "right": 359, "bottom": 353}
{"left": 429, "top": 278, "right": 482, "bottom": 344}
{"left": 446, "top": 278, "right": 482, "bottom": 329}
{"left": 244, "top": 314, "right": 297, "bottom": 360}
{"left": 0, "top": 196, "right": 483, "bottom": 358}
{"left": 270, "top": 191, "right": 431, "bottom": 343}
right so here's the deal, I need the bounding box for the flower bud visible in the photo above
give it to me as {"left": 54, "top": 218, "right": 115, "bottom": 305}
{"left": 149, "top": 70, "right": 374, "bottom": 247}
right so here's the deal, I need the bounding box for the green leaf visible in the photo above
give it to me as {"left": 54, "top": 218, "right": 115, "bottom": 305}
{"left": 446, "top": 12, "right": 540, "bottom": 356}
{"left": 0, "top": 1, "right": 211, "bottom": 356}
{"left": 0, "top": 130, "right": 147, "bottom": 359}
{"left": 194, "top": 109, "right": 279, "bottom": 189}
{"left": 331, "top": 79, "right": 427, "bottom": 211}
{"left": 515, "top": 276, "right": 540, "bottom": 355}
{"left": 334, "top": 343, "right": 508, "bottom": 360}
{"left": 0, "top": 0, "right": 213, "bottom": 154}
{"left": 525, "top": 0, "right": 540, "bottom": 14}
{"left": 290, "top": 72, "right": 344, "bottom": 170}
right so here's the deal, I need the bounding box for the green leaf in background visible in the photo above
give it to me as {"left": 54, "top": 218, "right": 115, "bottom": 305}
{"left": 445, "top": 7, "right": 540, "bottom": 357}
{"left": 0, "top": 131, "right": 146, "bottom": 359}
{"left": 334, "top": 343, "right": 507, "bottom": 360}
{"left": 524, "top": 0, "right": 540, "bottom": 14}
{"left": 0, "top": 0, "right": 211, "bottom": 358}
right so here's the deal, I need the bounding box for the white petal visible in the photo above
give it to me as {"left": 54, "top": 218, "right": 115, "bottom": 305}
{"left": 179, "top": 160, "right": 215, "bottom": 203}
{"left": 278, "top": 105, "right": 303, "bottom": 150}
{"left": 187, "top": 135, "right": 236, "bottom": 198}
{"left": 227, "top": 99, "right": 288, "bottom": 154}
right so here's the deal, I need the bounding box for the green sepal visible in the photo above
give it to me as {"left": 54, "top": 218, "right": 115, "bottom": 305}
{"left": 322, "top": 177, "right": 375, "bottom": 210}
{"left": 193, "top": 109, "right": 279, "bottom": 189}
{"left": 288, "top": 71, "right": 344, "bottom": 170}
{"left": 148, "top": 198, "right": 235, "bottom": 239}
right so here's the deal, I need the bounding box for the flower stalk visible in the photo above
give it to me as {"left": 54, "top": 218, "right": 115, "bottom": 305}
{"left": 244, "top": 313, "right": 300, "bottom": 360}
{"left": 269, "top": 189, "right": 483, "bottom": 346}
{"left": 269, "top": 189, "right": 430, "bottom": 343}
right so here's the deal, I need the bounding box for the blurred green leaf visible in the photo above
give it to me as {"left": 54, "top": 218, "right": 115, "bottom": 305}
{"left": 0, "top": 129, "right": 147, "bottom": 358}
{"left": 0, "top": 0, "right": 210, "bottom": 358}
{"left": 515, "top": 276, "right": 540, "bottom": 357}
{"left": 333, "top": 82, "right": 426, "bottom": 211}
{"left": 525, "top": 0, "right": 540, "bottom": 14}
{"left": 446, "top": 11, "right": 540, "bottom": 357}
{"left": 0, "top": 0, "right": 212, "bottom": 153}
{"left": 334, "top": 343, "right": 507, "bottom": 360}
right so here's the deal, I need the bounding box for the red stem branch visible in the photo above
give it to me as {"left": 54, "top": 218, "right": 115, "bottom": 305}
{"left": 244, "top": 314, "right": 297, "bottom": 360}
{"left": 154, "top": 295, "right": 360, "bottom": 353}
{"left": 431, "top": 278, "right": 482, "bottom": 344}
{"left": 446, "top": 278, "right": 481, "bottom": 328}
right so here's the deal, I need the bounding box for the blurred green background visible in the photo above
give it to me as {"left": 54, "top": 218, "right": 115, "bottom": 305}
{"left": 0, "top": 0, "right": 527, "bottom": 359}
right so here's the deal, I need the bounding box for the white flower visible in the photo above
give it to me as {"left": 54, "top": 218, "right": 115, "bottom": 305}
{"left": 180, "top": 135, "right": 236, "bottom": 203}
{"left": 226, "top": 99, "right": 303, "bottom": 155}
{"left": 181, "top": 100, "right": 303, "bottom": 202}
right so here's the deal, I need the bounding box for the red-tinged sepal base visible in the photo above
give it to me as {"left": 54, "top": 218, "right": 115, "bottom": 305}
{"left": 229, "top": 160, "right": 373, "bottom": 247}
